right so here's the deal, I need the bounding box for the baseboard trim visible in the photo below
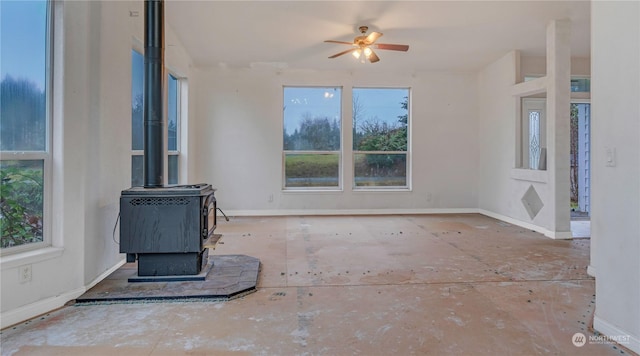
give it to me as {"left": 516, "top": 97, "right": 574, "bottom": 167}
{"left": 1, "top": 286, "right": 85, "bottom": 329}
{"left": 221, "top": 208, "right": 571, "bottom": 240}
{"left": 594, "top": 315, "right": 640, "bottom": 354}
{"left": 548, "top": 230, "right": 574, "bottom": 240}
{"left": 0, "top": 258, "right": 126, "bottom": 329}
{"left": 587, "top": 265, "right": 596, "bottom": 277}
{"left": 86, "top": 258, "right": 126, "bottom": 290}
{"left": 477, "top": 209, "right": 572, "bottom": 239}
{"left": 219, "top": 208, "right": 479, "bottom": 217}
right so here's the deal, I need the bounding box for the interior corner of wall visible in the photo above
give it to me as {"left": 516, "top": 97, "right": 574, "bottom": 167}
{"left": 514, "top": 50, "right": 522, "bottom": 84}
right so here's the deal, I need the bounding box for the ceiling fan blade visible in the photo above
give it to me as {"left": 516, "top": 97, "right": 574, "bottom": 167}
{"left": 324, "top": 40, "right": 355, "bottom": 45}
{"left": 374, "top": 43, "right": 409, "bottom": 52}
{"left": 328, "top": 48, "right": 358, "bottom": 59}
{"left": 368, "top": 49, "right": 380, "bottom": 63}
{"left": 364, "top": 31, "right": 383, "bottom": 45}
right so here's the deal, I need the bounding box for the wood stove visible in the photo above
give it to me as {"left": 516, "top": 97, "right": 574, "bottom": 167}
{"left": 120, "top": 184, "right": 216, "bottom": 276}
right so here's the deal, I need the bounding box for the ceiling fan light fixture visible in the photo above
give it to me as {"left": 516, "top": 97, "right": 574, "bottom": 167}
{"left": 325, "top": 25, "right": 409, "bottom": 63}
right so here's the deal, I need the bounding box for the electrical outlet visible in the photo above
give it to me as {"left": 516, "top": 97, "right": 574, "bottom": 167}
{"left": 268, "top": 193, "right": 274, "bottom": 203}
{"left": 19, "top": 264, "right": 32, "bottom": 284}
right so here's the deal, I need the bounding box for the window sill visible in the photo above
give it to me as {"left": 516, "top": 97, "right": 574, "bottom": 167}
{"left": 0, "top": 246, "right": 64, "bottom": 269}
{"left": 510, "top": 168, "right": 548, "bottom": 183}
{"left": 282, "top": 189, "right": 343, "bottom": 194}
{"left": 353, "top": 188, "right": 412, "bottom": 192}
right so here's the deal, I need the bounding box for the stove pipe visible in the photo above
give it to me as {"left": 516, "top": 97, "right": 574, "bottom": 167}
{"left": 143, "top": 0, "right": 164, "bottom": 188}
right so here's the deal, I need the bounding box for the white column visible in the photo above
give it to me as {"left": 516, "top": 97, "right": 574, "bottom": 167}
{"left": 546, "top": 19, "right": 572, "bottom": 237}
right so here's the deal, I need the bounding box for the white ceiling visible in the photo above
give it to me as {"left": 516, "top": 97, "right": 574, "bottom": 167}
{"left": 165, "top": 0, "right": 590, "bottom": 72}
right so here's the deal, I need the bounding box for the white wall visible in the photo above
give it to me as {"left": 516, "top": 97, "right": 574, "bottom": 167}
{"left": 477, "top": 18, "right": 581, "bottom": 240}
{"left": 591, "top": 1, "right": 640, "bottom": 353}
{"left": 0, "top": 1, "right": 193, "bottom": 328}
{"left": 520, "top": 56, "right": 591, "bottom": 79}
{"left": 477, "top": 52, "right": 529, "bottom": 217}
{"left": 191, "top": 68, "right": 479, "bottom": 213}
{"left": 80, "top": 0, "right": 131, "bottom": 286}
{"left": 0, "top": 1, "right": 125, "bottom": 327}
{"left": 476, "top": 51, "right": 562, "bottom": 236}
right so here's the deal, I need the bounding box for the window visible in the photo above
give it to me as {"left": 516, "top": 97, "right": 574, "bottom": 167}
{"left": 352, "top": 88, "right": 409, "bottom": 188}
{"left": 571, "top": 77, "right": 590, "bottom": 92}
{"left": 516, "top": 78, "right": 590, "bottom": 170}
{"left": 131, "top": 50, "right": 144, "bottom": 186}
{"left": 520, "top": 98, "right": 546, "bottom": 170}
{"left": 1, "top": 0, "right": 51, "bottom": 251}
{"left": 528, "top": 111, "right": 541, "bottom": 168}
{"left": 131, "top": 53, "right": 182, "bottom": 186}
{"left": 524, "top": 75, "right": 591, "bottom": 93}
{"left": 167, "top": 73, "right": 180, "bottom": 184}
{"left": 283, "top": 87, "right": 341, "bottom": 189}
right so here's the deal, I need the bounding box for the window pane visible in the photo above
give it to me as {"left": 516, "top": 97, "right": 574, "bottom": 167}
{"left": 167, "top": 74, "right": 178, "bottom": 151}
{"left": 1, "top": 1, "right": 48, "bottom": 151}
{"left": 168, "top": 155, "right": 178, "bottom": 185}
{"left": 284, "top": 153, "right": 339, "bottom": 188}
{"left": 283, "top": 87, "right": 341, "bottom": 151}
{"left": 529, "top": 111, "right": 541, "bottom": 170}
{"left": 0, "top": 160, "right": 44, "bottom": 248}
{"left": 353, "top": 88, "right": 408, "bottom": 151}
{"left": 131, "top": 50, "right": 144, "bottom": 151}
{"left": 354, "top": 153, "right": 406, "bottom": 187}
{"left": 353, "top": 88, "right": 409, "bottom": 188}
{"left": 571, "top": 78, "right": 590, "bottom": 92}
{"left": 131, "top": 155, "right": 143, "bottom": 187}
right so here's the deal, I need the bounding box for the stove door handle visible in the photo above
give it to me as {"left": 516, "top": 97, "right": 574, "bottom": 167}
{"left": 202, "top": 192, "right": 217, "bottom": 238}
{"left": 203, "top": 193, "right": 216, "bottom": 215}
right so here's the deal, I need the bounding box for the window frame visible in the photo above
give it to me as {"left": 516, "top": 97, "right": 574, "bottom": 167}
{"left": 282, "top": 86, "right": 343, "bottom": 191}
{"left": 0, "top": 0, "right": 53, "bottom": 255}
{"left": 352, "top": 87, "right": 411, "bottom": 190}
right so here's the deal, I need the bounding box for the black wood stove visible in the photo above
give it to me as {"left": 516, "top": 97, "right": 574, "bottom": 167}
{"left": 120, "top": 184, "right": 216, "bottom": 276}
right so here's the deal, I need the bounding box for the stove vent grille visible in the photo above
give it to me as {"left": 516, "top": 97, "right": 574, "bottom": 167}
{"left": 129, "top": 197, "right": 190, "bottom": 206}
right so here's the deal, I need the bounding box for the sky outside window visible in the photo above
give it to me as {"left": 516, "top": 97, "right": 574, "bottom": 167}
{"left": 352, "top": 88, "right": 408, "bottom": 133}
{"left": 283, "top": 87, "right": 341, "bottom": 136}
{"left": 1, "top": 1, "right": 48, "bottom": 90}
{"left": 283, "top": 87, "right": 407, "bottom": 135}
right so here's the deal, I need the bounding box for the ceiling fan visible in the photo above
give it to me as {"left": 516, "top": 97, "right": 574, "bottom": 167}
{"left": 325, "top": 26, "right": 409, "bottom": 63}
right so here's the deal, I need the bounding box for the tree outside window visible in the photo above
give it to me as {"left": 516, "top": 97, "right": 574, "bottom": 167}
{"left": 131, "top": 50, "right": 144, "bottom": 186}
{"left": 283, "top": 87, "right": 341, "bottom": 188}
{"left": 1, "top": 0, "right": 50, "bottom": 249}
{"left": 353, "top": 88, "right": 409, "bottom": 188}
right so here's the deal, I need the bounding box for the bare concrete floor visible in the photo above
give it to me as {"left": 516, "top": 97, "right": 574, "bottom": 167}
{"left": 1, "top": 214, "right": 634, "bottom": 355}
